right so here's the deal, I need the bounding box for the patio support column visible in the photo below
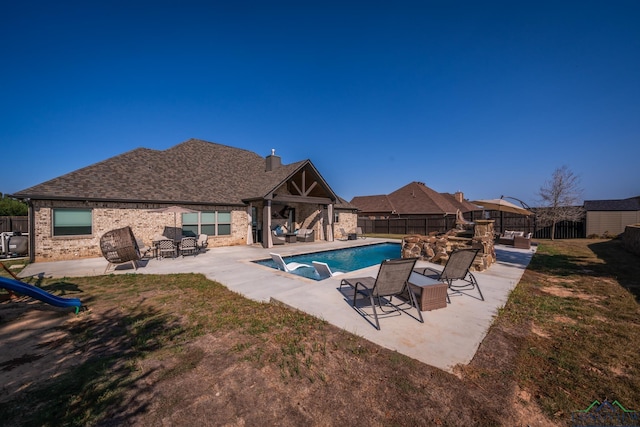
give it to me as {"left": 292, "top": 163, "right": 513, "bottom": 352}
{"left": 27, "top": 200, "right": 35, "bottom": 263}
{"left": 246, "top": 204, "right": 253, "bottom": 245}
{"left": 326, "top": 204, "right": 334, "bottom": 242}
{"left": 263, "top": 200, "right": 272, "bottom": 248}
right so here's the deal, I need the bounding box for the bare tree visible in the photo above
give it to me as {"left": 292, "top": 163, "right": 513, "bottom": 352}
{"left": 536, "top": 165, "right": 584, "bottom": 240}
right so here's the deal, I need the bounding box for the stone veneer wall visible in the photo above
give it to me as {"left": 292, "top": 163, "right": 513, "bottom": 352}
{"left": 401, "top": 220, "right": 496, "bottom": 271}
{"left": 335, "top": 211, "right": 358, "bottom": 239}
{"left": 260, "top": 202, "right": 352, "bottom": 243}
{"left": 31, "top": 200, "right": 248, "bottom": 261}
{"left": 622, "top": 225, "right": 640, "bottom": 257}
{"left": 273, "top": 204, "right": 356, "bottom": 241}
{"left": 290, "top": 202, "right": 325, "bottom": 239}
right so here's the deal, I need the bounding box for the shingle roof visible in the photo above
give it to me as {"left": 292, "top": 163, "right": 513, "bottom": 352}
{"left": 12, "top": 139, "right": 319, "bottom": 205}
{"left": 441, "top": 192, "right": 480, "bottom": 213}
{"left": 350, "top": 182, "right": 481, "bottom": 215}
{"left": 334, "top": 196, "right": 358, "bottom": 210}
{"left": 584, "top": 197, "right": 640, "bottom": 211}
{"left": 387, "top": 182, "right": 462, "bottom": 215}
{"left": 350, "top": 195, "right": 395, "bottom": 214}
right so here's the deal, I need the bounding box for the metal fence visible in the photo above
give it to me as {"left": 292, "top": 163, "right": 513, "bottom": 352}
{"left": 484, "top": 212, "right": 536, "bottom": 236}
{"left": 0, "top": 216, "right": 28, "bottom": 233}
{"left": 533, "top": 220, "right": 585, "bottom": 239}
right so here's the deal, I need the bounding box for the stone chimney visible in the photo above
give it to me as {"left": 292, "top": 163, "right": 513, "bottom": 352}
{"left": 265, "top": 149, "right": 281, "bottom": 171}
{"left": 454, "top": 191, "right": 464, "bottom": 203}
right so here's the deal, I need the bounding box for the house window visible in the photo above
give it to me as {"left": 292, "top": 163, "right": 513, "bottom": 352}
{"left": 334, "top": 212, "right": 340, "bottom": 223}
{"left": 53, "top": 208, "right": 92, "bottom": 236}
{"left": 217, "top": 212, "right": 231, "bottom": 235}
{"left": 182, "top": 211, "right": 231, "bottom": 236}
{"left": 201, "top": 212, "right": 216, "bottom": 236}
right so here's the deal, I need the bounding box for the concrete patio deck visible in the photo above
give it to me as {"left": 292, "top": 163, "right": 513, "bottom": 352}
{"left": 16, "top": 238, "right": 536, "bottom": 373}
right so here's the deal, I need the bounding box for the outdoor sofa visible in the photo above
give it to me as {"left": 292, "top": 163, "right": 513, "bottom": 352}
{"left": 296, "top": 228, "right": 314, "bottom": 242}
{"left": 497, "top": 230, "right": 532, "bottom": 249}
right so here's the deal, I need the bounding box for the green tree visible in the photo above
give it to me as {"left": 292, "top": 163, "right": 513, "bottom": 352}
{"left": 0, "top": 193, "right": 28, "bottom": 216}
{"left": 536, "top": 166, "right": 584, "bottom": 240}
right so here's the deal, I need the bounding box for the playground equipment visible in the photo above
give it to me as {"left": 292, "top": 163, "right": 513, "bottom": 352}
{"left": 0, "top": 276, "right": 82, "bottom": 314}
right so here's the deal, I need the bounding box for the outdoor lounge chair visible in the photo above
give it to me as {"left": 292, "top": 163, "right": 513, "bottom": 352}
{"left": 135, "top": 238, "right": 154, "bottom": 259}
{"left": 338, "top": 227, "right": 355, "bottom": 241}
{"left": 296, "top": 228, "right": 314, "bottom": 242}
{"left": 312, "top": 261, "right": 343, "bottom": 280}
{"left": 270, "top": 253, "right": 311, "bottom": 272}
{"left": 339, "top": 257, "right": 422, "bottom": 330}
{"left": 100, "top": 226, "right": 142, "bottom": 273}
{"left": 413, "top": 248, "right": 484, "bottom": 301}
{"left": 197, "top": 234, "right": 208, "bottom": 252}
{"left": 272, "top": 230, "right": 286, "bottom": 245}
{"left": 513, "top": 234, "right": 532, "bottom": 249}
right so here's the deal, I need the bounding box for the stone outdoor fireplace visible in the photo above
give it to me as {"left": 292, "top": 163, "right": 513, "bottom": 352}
{"left": 401, "top": 220, "right": 496, "bottom": 271}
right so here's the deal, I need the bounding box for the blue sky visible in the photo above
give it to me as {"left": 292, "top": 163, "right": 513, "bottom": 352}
{"left": 2, "top": 1, "right": 639, "bottom": 206}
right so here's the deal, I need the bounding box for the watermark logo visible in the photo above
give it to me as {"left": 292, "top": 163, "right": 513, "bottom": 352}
{"left": 572, "top": 399, "right": 639, "bottom": 426}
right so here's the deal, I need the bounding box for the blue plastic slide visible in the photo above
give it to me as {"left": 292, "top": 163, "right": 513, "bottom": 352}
{"left": 0, "top": 276, "right": 82, "bottom": 313}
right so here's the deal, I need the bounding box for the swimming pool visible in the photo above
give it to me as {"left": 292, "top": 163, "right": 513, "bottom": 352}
{"left": 255, "top": 242, "right": 401, "bottom": 280}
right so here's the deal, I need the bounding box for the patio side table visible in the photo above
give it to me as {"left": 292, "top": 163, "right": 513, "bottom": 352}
{"left": 284, "top": 233, "right": 297, "bottom": 243}
{"left": 408, "top": 271, "right": 448, "bottom": 311}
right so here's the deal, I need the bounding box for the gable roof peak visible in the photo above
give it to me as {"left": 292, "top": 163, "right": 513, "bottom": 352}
{"left": 351, "top": 181, "right": 479, "bottom": 215}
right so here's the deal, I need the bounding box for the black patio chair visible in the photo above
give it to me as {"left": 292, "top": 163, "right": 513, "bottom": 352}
{"left": 413, "top": 249, "right": 484, "bottom": 301}
{"left": 340, "top": 257, "right": 422, "bottom": 330}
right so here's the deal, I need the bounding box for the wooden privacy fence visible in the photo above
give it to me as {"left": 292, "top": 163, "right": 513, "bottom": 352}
{"left": 0, "top": 216, "right": 28, "bottom": 233}
{"left": 358, "top": 215, "right": 585, "bottom": 239}
{"left": 358, "top": 217, "right": 458, "bottom": 236}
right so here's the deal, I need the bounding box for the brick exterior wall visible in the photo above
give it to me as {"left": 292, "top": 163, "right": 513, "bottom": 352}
{"left": 30, "top": 200, "right": 248, "bottom": 261}
{"left": 29, "top": 200, "right": 358, "bottom": 261}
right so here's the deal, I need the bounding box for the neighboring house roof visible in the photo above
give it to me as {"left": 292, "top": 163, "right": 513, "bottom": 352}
{"left": 387, "top": 182, "right": 463, "bottom": 215}
{"left": 12, "top": 139, "right": 340, "bottom": 206}
{"left": 584, "top": 196, "right": 640, "bottom": 211}
{"left": 441, "top": 192, "right": 480, "bottom": 213}
{"left": 351, "top": 182, "right": 478, "bottom": 216}
{"left": 334, "top": 196, "right": 358, "bottom": 210}
{"left": 350, "top": 195, "right": 395, "bottom": 214}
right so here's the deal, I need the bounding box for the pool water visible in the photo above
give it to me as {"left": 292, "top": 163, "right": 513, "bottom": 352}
{"left": 255, "top": 242, "right": 401, "bottom": 280}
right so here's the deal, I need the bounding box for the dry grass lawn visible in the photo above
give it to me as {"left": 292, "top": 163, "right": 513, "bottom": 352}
{"left": 1, "top": 238, "right": 639, "bottom": 426}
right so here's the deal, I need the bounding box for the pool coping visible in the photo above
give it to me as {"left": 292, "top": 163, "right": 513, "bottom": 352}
{"left": 253, "top": 241, "right": 402, "bottom": 280}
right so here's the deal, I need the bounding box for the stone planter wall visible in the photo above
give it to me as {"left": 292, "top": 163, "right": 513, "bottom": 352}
{"left": 401, "top": 220, "right": 496, "bottom": 271}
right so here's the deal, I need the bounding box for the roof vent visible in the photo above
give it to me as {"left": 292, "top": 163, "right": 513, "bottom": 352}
{"left": 266, "top": 149, "right": 281, "bottom": 171}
